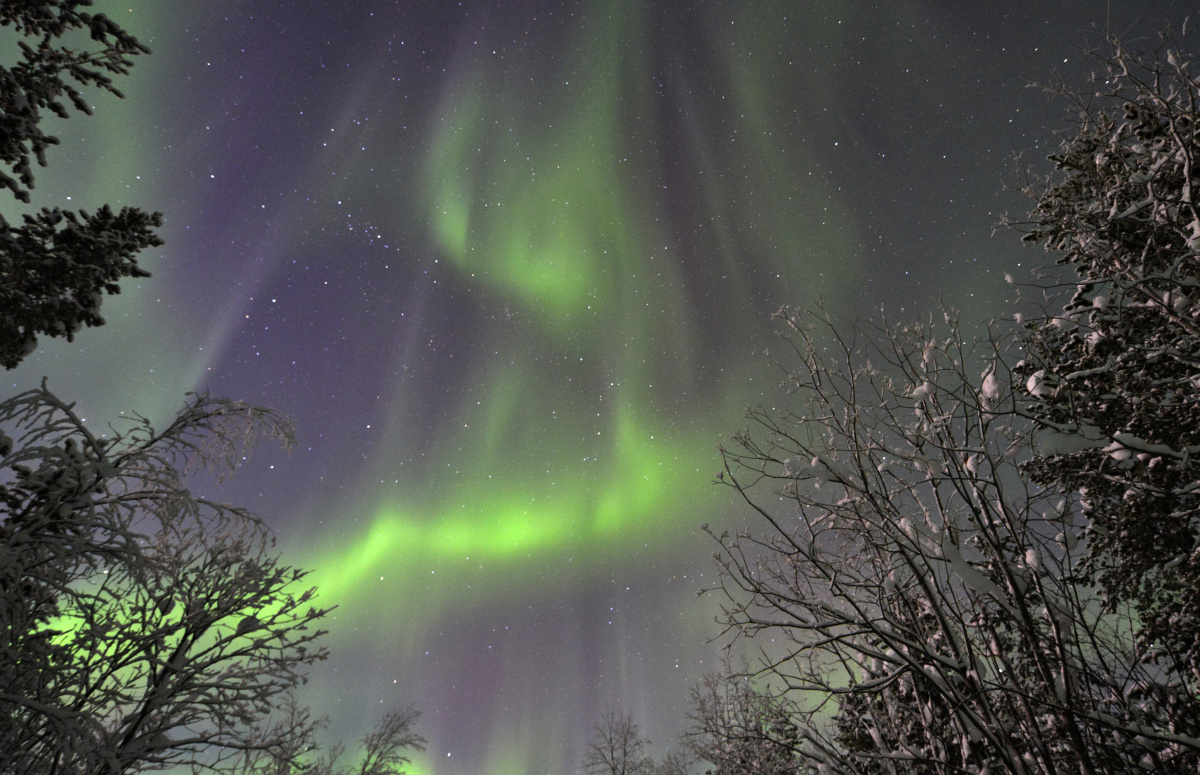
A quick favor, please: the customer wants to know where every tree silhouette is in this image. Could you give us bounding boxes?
[0,0,161,369]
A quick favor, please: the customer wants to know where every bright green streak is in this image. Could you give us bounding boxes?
[306,403,715,608]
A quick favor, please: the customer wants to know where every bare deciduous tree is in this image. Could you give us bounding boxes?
[683,673,801,775]
[231,700,426,775]
[708,308,1200,774]
[0,385,424,775]
[584,710,655,775]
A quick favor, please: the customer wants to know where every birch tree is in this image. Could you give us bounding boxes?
[683,672,802,775]
[0,385,425,775]
[0,386,317,773]
[709,309,1200,774]
[583,710,654,775]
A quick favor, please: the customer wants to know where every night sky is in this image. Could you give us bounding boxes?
[6,2,1194,774]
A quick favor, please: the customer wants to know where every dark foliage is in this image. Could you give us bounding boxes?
[0,205,161,368]
[0,0,161,368]
[0,0,149,202]
[1012,31,1200,680]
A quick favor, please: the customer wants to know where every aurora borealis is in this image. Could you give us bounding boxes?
[6,2,1193,773]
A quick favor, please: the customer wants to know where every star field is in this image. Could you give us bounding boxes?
[7,2,1193,774]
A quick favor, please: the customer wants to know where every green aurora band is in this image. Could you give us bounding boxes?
[305,0,864,619]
